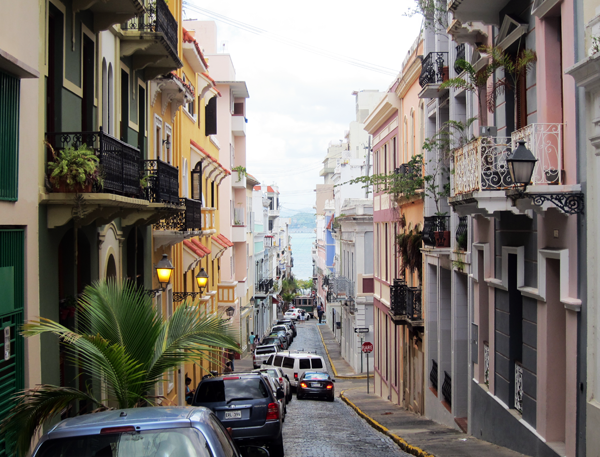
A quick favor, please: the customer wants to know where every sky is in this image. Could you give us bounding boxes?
[182,1,424,213]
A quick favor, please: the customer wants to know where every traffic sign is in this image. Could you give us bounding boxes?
[354,327,369,333]
[362,342,373,353]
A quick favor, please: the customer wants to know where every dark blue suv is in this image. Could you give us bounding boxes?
[193,372,285,456]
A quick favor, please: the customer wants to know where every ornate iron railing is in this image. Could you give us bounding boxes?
[46,129,143,198]
[452,137,513,195]
[456,216,468,250]
[390,278,407,317]
[122,0,178,57]
[442,371,452,406]
[406,286,422,322]
[143,159,179,204]
[256,279,273,293]
[483,341,490,386]
[430,359,438,390]
[419,52,448,87]
[423,217,436,246]
[511,123,563,185]
[515,361,523,413]
[454,43,465,75]
[154,198,199,231]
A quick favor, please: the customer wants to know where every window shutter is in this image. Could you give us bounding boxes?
[516,71,527,130]
[0,71,20,201]
[205,97,217,136]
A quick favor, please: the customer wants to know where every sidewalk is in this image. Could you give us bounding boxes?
[318,324,526,457]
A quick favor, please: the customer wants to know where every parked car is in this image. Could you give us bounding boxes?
[192,372,285,457]
[283,309,300,320]
[261,337,285,350]
[31,406,269,457]
[254,366,292,403]
[254,344,279,369]
[277,319,297,337]
[272,324,294,343]
[297,371,335,402]
[261,351,328,387]
[262,372,287,421]
[267,332,289,350]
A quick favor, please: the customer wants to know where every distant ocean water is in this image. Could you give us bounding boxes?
[290,232,315,281]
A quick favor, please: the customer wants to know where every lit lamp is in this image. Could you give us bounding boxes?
[147,254,174,297]
[506,140,537,189]
[196,268,209,293]
[225,306,235,318]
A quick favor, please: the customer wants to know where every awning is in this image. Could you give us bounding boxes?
[271,294,280,304]
[211,235,230,259]
[183,240,204,272]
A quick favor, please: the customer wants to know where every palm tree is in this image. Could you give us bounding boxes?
[2,279,240,456]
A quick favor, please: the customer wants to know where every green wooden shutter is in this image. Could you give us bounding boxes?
[0,71,20,201]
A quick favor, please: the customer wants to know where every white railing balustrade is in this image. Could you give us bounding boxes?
[511,123,562,185]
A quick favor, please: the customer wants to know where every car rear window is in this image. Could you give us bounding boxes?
[256,346,276,355]
[312,358,324,369]
[282,357,295,369]
[196,378,269,402]
[304,372,328,380]
[36,428,210,457]
[299,358,311,369]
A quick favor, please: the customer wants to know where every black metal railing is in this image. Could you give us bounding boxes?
[456,216,468,250]
[454,44,465,75]
[442,371,452,406]
[394,163,415,176]
[46,129,143,198]
[430,360,438,390]
[122,0,178,57]
[419,52,448,87]
[406,286,422,321]
[143,159,179,204]
[390,278,407,317]
[423,217,436,246]
[154,198,199,231]
[257,278,273,293]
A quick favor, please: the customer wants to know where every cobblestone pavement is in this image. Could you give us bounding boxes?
[281,320,410,457]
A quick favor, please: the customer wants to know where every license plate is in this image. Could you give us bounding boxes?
[225,410,242,419]
[311,382,322,387]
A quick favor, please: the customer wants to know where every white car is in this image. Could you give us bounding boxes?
[284,309,300,320]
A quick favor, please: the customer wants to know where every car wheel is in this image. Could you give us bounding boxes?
[328,395,335,402]
[269,435,285,457]
[297,393,303,400]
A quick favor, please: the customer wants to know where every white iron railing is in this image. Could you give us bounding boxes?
[511,123,562,185]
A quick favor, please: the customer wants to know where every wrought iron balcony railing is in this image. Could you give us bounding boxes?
[430,359,438,391]
[454,43,465,75]
[122,0,178,56]
[456,216,468,250]
[390,278,407,317]
[423,217,436,246]
[46,130,143,198]
[419,52,448,87]
[154,198,200,231]
[406,286,422,322]
[143,159,179,204]
[442,371,452,406]
[256,278,273,293]
[511,123,563,185]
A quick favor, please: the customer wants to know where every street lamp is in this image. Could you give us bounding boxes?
[147,254,174,297]
[225,306,235,318]
[506,140,537,189]
[173,267,210,303]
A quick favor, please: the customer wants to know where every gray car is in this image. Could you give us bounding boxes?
[31,406,269,457]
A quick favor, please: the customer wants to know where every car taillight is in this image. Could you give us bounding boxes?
[300,382,307,388]
[279,377,283,384]
[266,402,279,421]
[326,384,333,390]
[101,426,136,435]
[223,376,240,380]
[294,373,298,381]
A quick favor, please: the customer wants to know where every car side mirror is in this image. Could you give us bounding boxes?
[276,387,285,400]
[332,379,336,383]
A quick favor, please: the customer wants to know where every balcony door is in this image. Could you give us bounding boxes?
[81,34,94,132]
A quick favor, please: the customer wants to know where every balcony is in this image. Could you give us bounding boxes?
[447,0,511,26]
[42,130,180,228]
[268,208,280,218]
[152,198,202,250]
[430,360,438,391]
[73,0,144,31]
[232,225,246,243]
[418,52,449,99]
[456,216,468,250]
[202,207,216,232]
[454,44,465,75]
[442,371,452,406]
[232,171,246,189]
[120,0,182,81]
[143,159,179,204]
[389,278,407,323]
[451,124,574,215]
[232,115,247,137]
[422,215,450,248]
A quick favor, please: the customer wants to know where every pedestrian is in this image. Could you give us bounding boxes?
[228,349,235,371]
[255,335,261,346]
[185,375,195,405]
[317,304,324,324]
[249,332,256,351]
[223,361,233,373]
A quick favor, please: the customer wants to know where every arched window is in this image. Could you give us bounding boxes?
[191,161,202,202]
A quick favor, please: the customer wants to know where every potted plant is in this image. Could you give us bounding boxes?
[433,212,450,248]
[232,165,247,183]
[46,141,102,193]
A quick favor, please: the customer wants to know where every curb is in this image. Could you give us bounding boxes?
[317,325,369,380]
[340,390,435,457]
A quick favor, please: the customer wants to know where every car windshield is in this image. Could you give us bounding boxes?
[196,378,269,403]
[304,372,329,380]
[262,338,279,345]
[36,428,211,457]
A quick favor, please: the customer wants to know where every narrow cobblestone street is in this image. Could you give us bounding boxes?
[281,320,410,457]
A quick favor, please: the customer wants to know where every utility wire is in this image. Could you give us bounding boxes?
[182,1,399,76]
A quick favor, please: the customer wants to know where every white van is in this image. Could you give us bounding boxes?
[260,351,328,387]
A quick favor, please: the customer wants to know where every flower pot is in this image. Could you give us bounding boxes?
[434,231,450,248]
[51,177,93,193]
[545,169,560,185]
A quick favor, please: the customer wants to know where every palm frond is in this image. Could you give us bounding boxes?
[1,385,104,456]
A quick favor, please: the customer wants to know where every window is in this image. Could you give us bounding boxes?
[191,162,202,201]
[182,158,188,198]
[311,358,323,369]
[0,71,19,200]
[299,359,311,369]
[274,355,284,367]
[205,97,217,135]
[182,73,195,117]
[282,357,295,369]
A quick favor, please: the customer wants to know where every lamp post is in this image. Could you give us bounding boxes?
[173,267,210,303]
[225,306,235,319]
[506,140,537,189]
[147,254,174,297]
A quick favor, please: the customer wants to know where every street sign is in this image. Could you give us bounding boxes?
[354,327,369,333]
[362,342,373,353]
